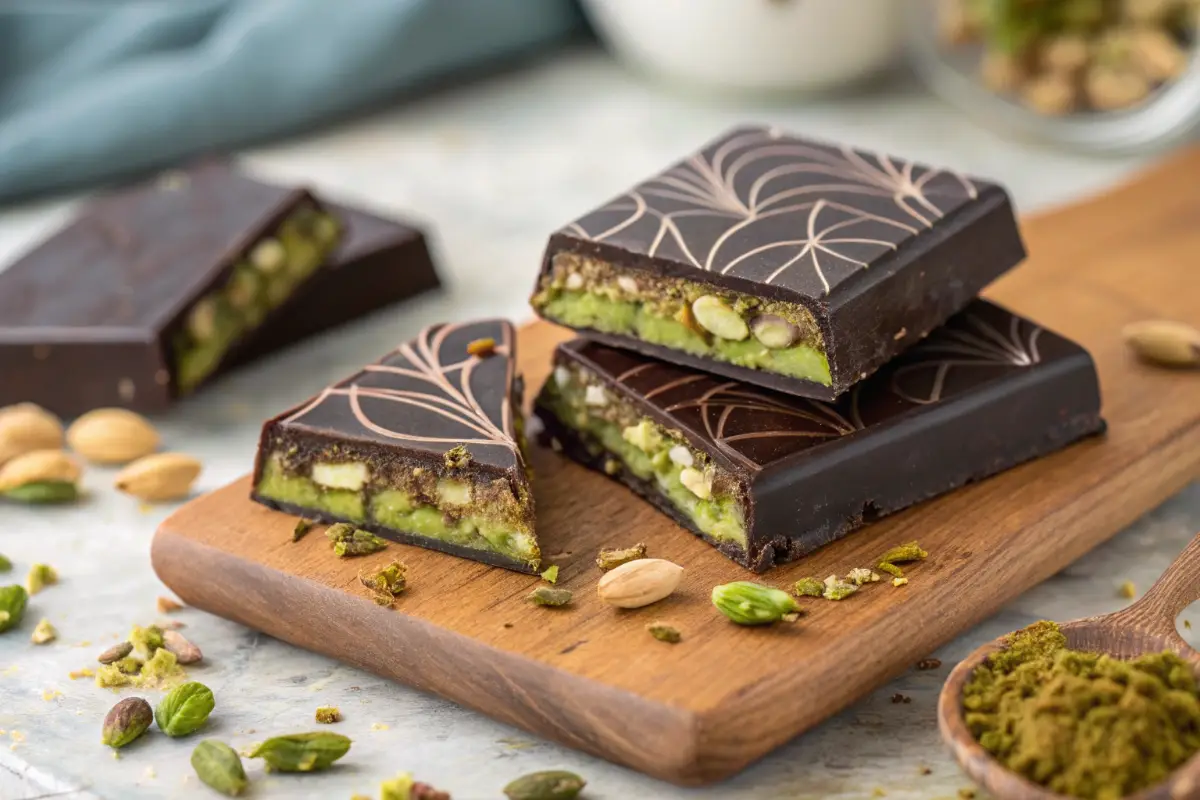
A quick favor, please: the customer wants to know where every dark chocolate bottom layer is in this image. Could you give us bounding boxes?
[251,492,538,574]
[537,406,1106,573]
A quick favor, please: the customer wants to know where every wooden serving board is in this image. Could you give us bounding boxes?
[152,150,1200,786]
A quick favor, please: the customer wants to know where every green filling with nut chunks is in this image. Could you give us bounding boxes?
[539,366,747,549]
[255,456,540,569]
[531,253,831,385]
[173,205,342,393]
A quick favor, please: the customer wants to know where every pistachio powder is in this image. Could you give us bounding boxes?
[963,621,1200,799]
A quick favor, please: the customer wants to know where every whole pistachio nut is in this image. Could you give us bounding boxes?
[750,314,801,349]
[1123,320,1200,367]
[191,739,248,797]
[691,295,750,341]
[249,238,287,273]
[712,581,799,626]
[597,558,684,609]
[248,731,352,772]
[186,297,219,341]
[155,681,215,737]
[0,449,81,493]
[0,403,64,465]
[98,640,134,664]
[113,452,202,502]
[162,629,203,665]
[503,770,586,800]
[0,585,28,633]
[102,696,153,748]
[66,408,160,465]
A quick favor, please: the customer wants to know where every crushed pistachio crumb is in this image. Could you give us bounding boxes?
[327,523,388,557]
[30,619,56,645]
[95,647,185,690]
[893,577,909,587]
[444,444,471,469]
[359,560,407,606]
[466,337,496,357]
[540,565,559,584]
[42,689,62,701]
[1186,619,1193,630]
[1118,580,1136,599]
[69,668,94,680]
[958,790,976,799]
[26,563,57,595]
[846,567,881,586]
[792,577,824,597]
[596,543,646,571]
[878,541,927,567]
[293,518,315,542]
[822,574,857,601]
[528,587,572,607]
[876,561,904,579]
[371,722,390,731]
[647,622,681,643]
[315,706,341,724]
[128,624,164,659]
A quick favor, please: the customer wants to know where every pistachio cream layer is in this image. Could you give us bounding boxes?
[173,204,342,393]
[255,445,540,570]
[538,360,748,550]
[532,252,831,385]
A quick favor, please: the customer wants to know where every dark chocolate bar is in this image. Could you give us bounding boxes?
[0,166,343,416]
[535,301,1103,572]
[224,197,441,371]
[530,125,1026,400]
[251,319,540,573]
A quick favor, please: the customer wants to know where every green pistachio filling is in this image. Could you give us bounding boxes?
[532,252,831,385]
[539,362,747,549]
[255,454,539,569]
[173,205,342,393]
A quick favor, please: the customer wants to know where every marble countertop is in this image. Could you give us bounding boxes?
[1,47,1196,800]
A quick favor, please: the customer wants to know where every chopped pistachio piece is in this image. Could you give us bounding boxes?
[1118,580,1136,599]
[359,560,407,606]
[876,561,904,579]
[315,706,341,724]
[528,587,572,607]
[26,563,57,595]
[443,444,471,470]
[792,577,824,598]
[327,524,388,558]
[293,518,315,542]
[647,622,681,643]
[822,575,858,601]
[30,618,56,644]
[3,480,79,504]
[846,567,881,586]
[540,565,559,584]
[878,541,928,566]
[892,577,909,587]
[596,543,647,571]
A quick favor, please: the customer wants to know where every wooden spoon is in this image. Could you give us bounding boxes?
[938,532,1200,800]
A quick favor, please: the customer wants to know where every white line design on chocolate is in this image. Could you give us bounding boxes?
[890,312,1043,405]
[663,382,861,470]
[562,127,978,294]
[283,321,521,459]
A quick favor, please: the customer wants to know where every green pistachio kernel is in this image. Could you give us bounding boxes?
[248,731,352,772]
[503,770,586,800]
[102,697,153,749]
[155,681,215,737]
[712,581,799,626]
[3,480,78,504]
[0,585,28,633]
[191,739,248,797]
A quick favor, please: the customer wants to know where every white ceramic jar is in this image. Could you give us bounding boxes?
[581,0,906,94]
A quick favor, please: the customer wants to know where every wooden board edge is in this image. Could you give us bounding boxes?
[149,521,717,785]
[694,415,1200,774]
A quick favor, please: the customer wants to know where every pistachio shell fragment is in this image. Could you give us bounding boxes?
[113,453,202,502]
[691,295,750,341]
[1123,320,1200,367]
[66,408,160,465]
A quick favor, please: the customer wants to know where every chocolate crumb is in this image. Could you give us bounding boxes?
[890,693,912,704]
[916,658,942,671]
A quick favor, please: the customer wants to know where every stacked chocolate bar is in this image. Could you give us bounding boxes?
[246,125,1104,575]
[529,126,1105,571]
[0,163,440,416]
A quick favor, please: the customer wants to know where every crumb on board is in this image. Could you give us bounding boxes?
[917,658,942,671]
[157,596,184,614]
[68,668,94,680]
[1118,580,1136,599]
[371,722,390,731]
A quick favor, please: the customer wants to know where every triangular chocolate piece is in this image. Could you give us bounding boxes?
[252,319,538,572]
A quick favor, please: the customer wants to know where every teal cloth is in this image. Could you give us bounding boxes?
[0,0,582,202]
